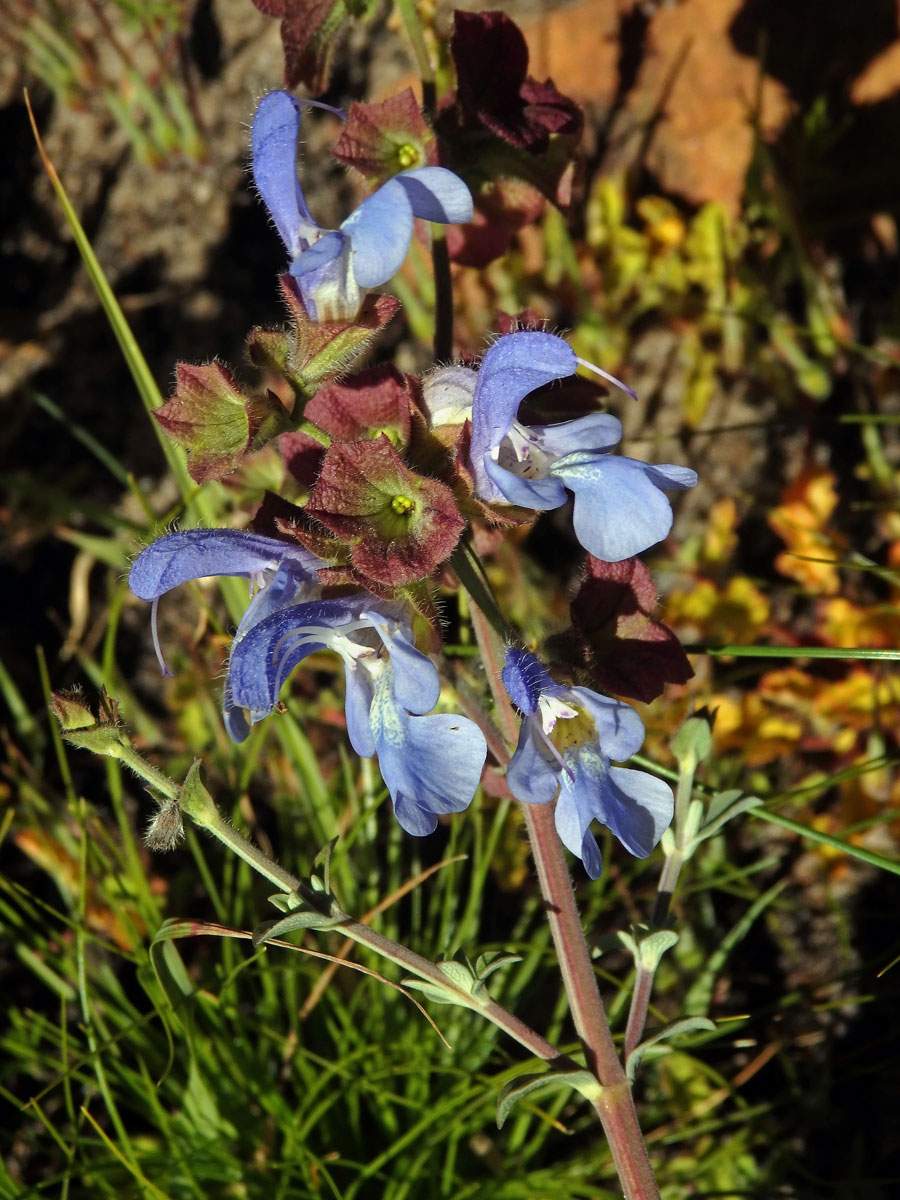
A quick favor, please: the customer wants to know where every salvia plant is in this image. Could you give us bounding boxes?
[44,8,776,1199]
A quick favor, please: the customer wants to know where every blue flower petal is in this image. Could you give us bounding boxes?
[506,719,560,805]
[555,750,674,878]
[482,455,568,509]
[570,687,645,762]
[364,612,440,715]
[529,412,622,457]
[342,665,377,759]
[340,179,415,288]
[291,231,346,278]
[552,749,608,878]
[602,767,674,858]
[392,167,473,224]
[251,91,320,258]
[470,333,578,484]
[370,683,487,835]
[552,453,695,561]
[128,530,320,601]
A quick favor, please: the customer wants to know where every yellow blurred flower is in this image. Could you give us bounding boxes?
[768,466,843,594]
[701,497,739,565]
[821,598,900,648]
[666,575,770,644]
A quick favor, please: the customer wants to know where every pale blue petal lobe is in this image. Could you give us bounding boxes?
[553,454,682,561]
[506,720,560,805]
[483,456,567,509]
[603,768,675,858]
[291,231,345,278]
[571,688,645,762]
[341,180,414,287]
[531,412,622,456]
[371,684,486,835]
[343,668,377,759]
[393,167,473,224]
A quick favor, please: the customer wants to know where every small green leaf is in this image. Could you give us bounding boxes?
[268,892,304,914]
[496,1069,601,1129]
[671,711,714,768]
[314,837,339,895]
[698,790,763,842]
[437,960,478,992]
[401,976,466,1006]
[618,927,679,972]
[253,903,346,947]
[625,1017,716,1081]
[474,951,523,980]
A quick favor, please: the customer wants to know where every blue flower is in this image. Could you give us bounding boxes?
[251,91,473,321]
[467,331,698,561]
[501,648,673,878]
[129,529,486,835]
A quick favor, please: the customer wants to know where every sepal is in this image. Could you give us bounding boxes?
[250,0,350,94]
[305,435,465,586]
[247,280,399,405]
[333,89,436,184]
[153,362,289,483]
[546,556,693,703]
[50,689,125,756]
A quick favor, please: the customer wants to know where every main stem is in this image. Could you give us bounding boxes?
[468,600,660,1200]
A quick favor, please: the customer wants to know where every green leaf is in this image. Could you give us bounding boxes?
[698,790,763,841]
[253,905,346,947]
[618,928,679,973]
[625,1017,716,1081]
[671,711,714,768]
[496,1069,601,1129]
[474,951,523,981]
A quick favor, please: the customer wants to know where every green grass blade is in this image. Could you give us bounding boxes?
[24,90,193,502]
[751,807,900,877]
[684,643,900,661]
